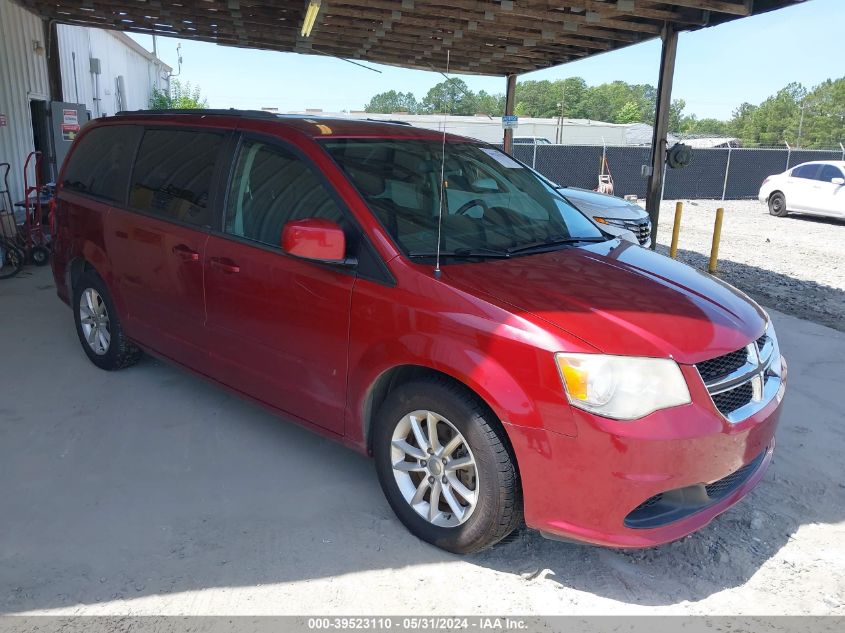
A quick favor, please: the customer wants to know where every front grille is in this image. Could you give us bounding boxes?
[696,348,748,383]
[705,455,762,499]
[621,218,650,245]
[756,333,768,351]
[625,448,767,529]
[633,493,664,511]
[711,382,754,416]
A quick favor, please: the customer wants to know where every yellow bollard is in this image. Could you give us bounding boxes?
[669,201,683,259]
[708,207,725,274]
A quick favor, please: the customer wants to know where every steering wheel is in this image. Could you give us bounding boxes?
[455,198,491,216]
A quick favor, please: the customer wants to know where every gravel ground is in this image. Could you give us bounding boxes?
[653,199,845,332]
[2,268,844,618]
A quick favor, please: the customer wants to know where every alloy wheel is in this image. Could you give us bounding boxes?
[390,409,479,527]
[79,288,111,355]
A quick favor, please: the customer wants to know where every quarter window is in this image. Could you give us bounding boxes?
[224,140,343,248]
[62,125,141,202]
[129,129,224,227]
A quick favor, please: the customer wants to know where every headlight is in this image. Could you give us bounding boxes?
[555,353,691,420]
[593,216,627,228]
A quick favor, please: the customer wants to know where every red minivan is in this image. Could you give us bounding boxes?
[51,110,787,553]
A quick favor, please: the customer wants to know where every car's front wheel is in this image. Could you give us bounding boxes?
[768,192,788,217]
[373,378,522,554]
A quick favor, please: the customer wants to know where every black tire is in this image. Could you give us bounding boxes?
[29,246,50,266]
[72,270,141,370]
[768,192,788,217]
[373,378,522,554]
[0,240,24,279]
[31,245,50,266]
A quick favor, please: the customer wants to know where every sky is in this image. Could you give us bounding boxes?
[129,0,844,121]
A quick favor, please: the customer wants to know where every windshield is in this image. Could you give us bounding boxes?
[322,139,603,258]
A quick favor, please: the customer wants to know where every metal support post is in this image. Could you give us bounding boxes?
[670,202,683,259]
[645,23,678,250]
[721,145,732,201]
[503,74,517,155]
[708,207,725,274]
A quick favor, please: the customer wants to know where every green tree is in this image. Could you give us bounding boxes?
[150,79,208,109]
[761,83,805,145]
[357,75,845,148]
[615,101,641,124]
[419,78,477,115]
[796,78,845,148]
[729,102,758,143]
[679,115,731,137]
[474,90,505,116]
[514,77,587,118]
[579,81,655,124]
[668,98,686,132]
[364,90,419,114]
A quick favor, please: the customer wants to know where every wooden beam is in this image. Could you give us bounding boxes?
[664,0,751,15]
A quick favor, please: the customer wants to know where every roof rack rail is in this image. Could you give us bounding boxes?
[114,108,278,118]
[364,118,411,126]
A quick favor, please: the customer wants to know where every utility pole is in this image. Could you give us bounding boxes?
[556,82,565,144]
[797,100,806,149]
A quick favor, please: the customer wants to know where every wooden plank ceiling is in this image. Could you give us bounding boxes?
[17,0,803,76]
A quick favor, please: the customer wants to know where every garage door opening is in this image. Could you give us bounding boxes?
[28,98,52,183]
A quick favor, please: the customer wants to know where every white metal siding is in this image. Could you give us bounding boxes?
[0,0,50,205]
[57,25,169,117]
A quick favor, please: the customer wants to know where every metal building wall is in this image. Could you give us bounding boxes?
[57,25,170,118]
[0,0,50,205]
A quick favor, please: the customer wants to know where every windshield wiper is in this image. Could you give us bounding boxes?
[506,235,606,255]
[408,247,510,260]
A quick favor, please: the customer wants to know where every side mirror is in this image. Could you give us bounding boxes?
[282,218,346,263]
[832,177,845,185]
[473,178,499,191]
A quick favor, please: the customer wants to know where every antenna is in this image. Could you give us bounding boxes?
[434,50,450,279]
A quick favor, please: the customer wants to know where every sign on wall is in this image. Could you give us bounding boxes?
[61,109,80,141]
[502,115,519,129]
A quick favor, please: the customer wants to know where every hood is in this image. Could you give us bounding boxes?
[559,187,648,221]
[441,240,766,364]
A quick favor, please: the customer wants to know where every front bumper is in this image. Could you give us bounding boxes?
[506,360,786,548]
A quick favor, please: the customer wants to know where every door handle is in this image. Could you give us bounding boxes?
[209,257,240,274]
[172,244,200,261]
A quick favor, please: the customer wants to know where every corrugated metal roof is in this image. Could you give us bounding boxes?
[13,0,807,77]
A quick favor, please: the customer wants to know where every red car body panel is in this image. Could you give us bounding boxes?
[203,232,354,434]
[51,113,786,548]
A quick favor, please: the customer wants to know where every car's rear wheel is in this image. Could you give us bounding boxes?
[373,378,522,554]
[768,192,788,217]
[73,270,141,370]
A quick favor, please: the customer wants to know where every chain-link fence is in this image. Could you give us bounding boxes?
[503,144,845,199]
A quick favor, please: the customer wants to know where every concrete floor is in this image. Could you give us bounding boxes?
[1,266,843,616]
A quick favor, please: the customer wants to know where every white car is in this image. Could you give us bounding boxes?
[759,160,845,219]
[557,187,652,247]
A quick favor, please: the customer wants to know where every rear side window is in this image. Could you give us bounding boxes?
[62,125,141,202]
[129,129,224,227]
[224,139,343,247]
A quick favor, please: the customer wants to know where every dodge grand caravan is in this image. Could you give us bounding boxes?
[51,110,787,554]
